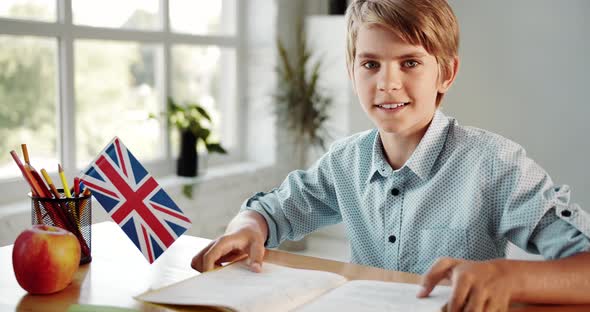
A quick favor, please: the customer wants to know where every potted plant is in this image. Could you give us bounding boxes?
[274,23,332,168]
[273,24,332,251]
[162,97,227,178]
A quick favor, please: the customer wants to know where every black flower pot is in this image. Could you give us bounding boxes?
[177,130,198,177]
[329,0,347,15]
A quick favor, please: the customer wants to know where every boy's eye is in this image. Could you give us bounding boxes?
[403,60,419,68]
[362,61,379,69]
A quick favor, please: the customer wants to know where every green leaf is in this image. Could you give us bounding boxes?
[206,143,227,154]
[195,106,212,121]
[182,184,193,199]
[168,96,181,112]
[194,128,210,141]
[277,39,294,82]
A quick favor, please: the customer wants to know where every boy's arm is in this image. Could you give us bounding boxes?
[241,147,343,248]
[193,140,347,273]
[418,251,590,312]
[508,251,590,303]
[489,139,590,258]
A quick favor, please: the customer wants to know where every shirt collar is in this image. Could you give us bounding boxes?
[368,109,451,183]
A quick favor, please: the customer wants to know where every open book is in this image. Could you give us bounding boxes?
[136,261,451,312]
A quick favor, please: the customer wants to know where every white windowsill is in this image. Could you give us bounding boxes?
[0,161,273,220]
[158,161,271,187]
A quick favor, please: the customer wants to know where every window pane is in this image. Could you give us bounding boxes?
[72,0,160,30]
[0,0,56,22]
[0,36,58,179]
[171,45,236,155]
[170,0,236,36]
[75,40,163,168]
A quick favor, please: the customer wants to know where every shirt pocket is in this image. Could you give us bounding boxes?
[414,228,469,273]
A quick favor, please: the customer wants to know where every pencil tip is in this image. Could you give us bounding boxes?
[58,164,63,172]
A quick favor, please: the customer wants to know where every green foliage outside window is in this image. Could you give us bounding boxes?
[0,36,57,166]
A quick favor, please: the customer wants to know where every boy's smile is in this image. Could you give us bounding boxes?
[351,24,455,138]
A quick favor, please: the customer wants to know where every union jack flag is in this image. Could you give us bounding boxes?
[80,137,191,263]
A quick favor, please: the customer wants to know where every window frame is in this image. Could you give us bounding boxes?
[0,0,247,205]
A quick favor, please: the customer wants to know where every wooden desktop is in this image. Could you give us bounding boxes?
[0,221,587,311]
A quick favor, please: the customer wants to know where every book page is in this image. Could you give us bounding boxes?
[136,261,347,312]
[294,280,451,312]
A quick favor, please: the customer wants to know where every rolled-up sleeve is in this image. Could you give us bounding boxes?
[492,139,590,258]
[240,147,342,248]
[529,186,590,259]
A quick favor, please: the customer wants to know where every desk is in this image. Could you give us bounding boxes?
[0,221,588,311]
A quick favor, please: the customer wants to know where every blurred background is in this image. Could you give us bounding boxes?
[0,0,588,262]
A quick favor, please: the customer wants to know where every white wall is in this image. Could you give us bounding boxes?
[445,0,590,210]
[305,16,373,160]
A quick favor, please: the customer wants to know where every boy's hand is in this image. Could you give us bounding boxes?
[191,211,268,273]
[190,227,266,273]
[417,257,516,312]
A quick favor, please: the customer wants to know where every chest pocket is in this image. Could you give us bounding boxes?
[414,228,469,274]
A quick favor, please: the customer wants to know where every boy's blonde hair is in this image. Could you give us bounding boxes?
[345,0,459,105]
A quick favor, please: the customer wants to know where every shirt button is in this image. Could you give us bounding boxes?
[561,210,572,217]
[391,188,400,196]
[388,235,396,243]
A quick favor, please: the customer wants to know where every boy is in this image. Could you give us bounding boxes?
[192,0,590,310]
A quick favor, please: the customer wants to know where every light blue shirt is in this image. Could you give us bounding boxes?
[242,110,590,274]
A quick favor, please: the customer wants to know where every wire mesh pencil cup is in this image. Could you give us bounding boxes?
[29,189,92,264]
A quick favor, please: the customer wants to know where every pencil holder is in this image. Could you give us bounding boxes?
[29,189,92,264]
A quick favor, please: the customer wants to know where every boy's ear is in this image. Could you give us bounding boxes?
[438,56,460,93]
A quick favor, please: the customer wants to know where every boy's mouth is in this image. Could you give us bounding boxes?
[375,102,409,110]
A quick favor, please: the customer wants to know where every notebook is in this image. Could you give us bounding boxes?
[136,261,450,312]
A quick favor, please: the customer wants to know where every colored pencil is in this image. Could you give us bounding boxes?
[19,145,53,200]
[39,168,73,229]
[12,150,59,224]
[40,169,77,227]
[40,169,61,199]
[82,187,91,196]
[58,164,72,198]
[21,144,30,164]
[12,149,44,224]
[74,177,80,197]
[11,151,45,197]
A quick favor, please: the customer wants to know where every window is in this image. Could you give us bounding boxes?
[0,0,244,204]
[169,0,236,36]
[0,0,56,22]
[0,35,59,177]
[170,45,237,156]
[74,40,163,166]
[72,0,160,30]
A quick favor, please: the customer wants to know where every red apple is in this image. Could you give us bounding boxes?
[12,224,81,294]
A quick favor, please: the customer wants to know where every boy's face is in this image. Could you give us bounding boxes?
[350,24,456,136]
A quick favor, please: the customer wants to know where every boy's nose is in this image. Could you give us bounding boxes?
[377,82,401,92]
[377,68,402,92]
